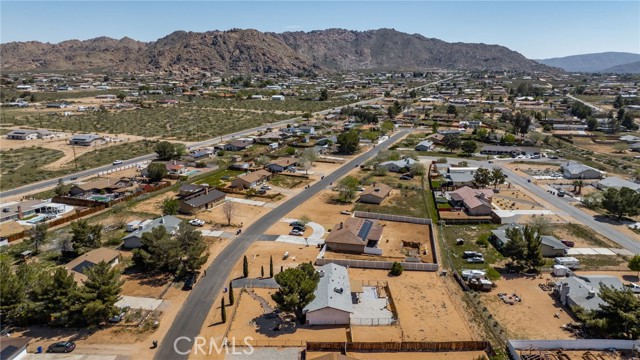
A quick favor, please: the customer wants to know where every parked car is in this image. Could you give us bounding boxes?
[47,341,76,353]
[189,219,205,227]
[112,160,123,165]
[462,251,483,259]
[109,310,127,323]
[182,272,198,290]
[289,221,305,227]
[340,210,352,215]
[557,190,565,197]
[401,173,414,179]
[289,229,303,236]
[399,175,412,180]
[466,257,485,264]
[257,189,267,195]
[70,176,77,180]
[260,185,272,190]
[627,283,640,293]
[561,240,575,247]
[292,225,306,232]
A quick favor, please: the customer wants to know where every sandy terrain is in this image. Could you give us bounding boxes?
[376,221,434,262]
[0,221,26,237]
[493,189,544,211]
[550,224,619,248]
[130,191,178,216]
[350,269,477,342]
[343,352,490,360]
[199,200,272,230]
[479,274,576,340]
[281,190,354,230]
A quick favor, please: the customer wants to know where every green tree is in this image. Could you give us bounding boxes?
[576,285,640,339]
[133,226,180,272]
[524,226,545,270]
[27,222,48,254]
[243,255,249,278]
[337,130,359,154]
[461,140,477,156]
[473,168,491,188]
[154,141,176,160]
[116,92,126,102]
[390,262,403,276]
[162,198,180,215]
[78,261,123,326]
[503,227,528,267]
[41,267,79,325]
[319,88,329,101]
[336,175,359,202]
[628,255,640,279]
[409,162,426,177]
[443,133,461,153]
[70,219,103,254]
[229,281,234,305]
[502,133,516,145]
[504,225,544,271]
[490,168,506,189]
[586,117,598,131]
[446,105,458,116]
[221,298,226,323]
[601,187,640,220]
[475,128,488,140]
[176,222,209,273]
[271,263,320,322]
[380,120,394,134]
[53,179,71,197]
[147,162,167,182]
[269,255,274,278]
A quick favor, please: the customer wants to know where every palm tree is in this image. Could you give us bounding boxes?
[572,180,584,194]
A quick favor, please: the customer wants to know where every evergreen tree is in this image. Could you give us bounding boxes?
[269,256,274,278]
[176,222,209,272]
[243,255,249,278]
[229,281,234,305]
[27,222,49,254]
[221,298,226,323]
[272,263,320,322]
[78,261,123,326]
[576,285,640,339]
[473,168,492,188]
[70,219,103,254]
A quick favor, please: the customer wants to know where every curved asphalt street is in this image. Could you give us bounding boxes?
[154,130,409,359]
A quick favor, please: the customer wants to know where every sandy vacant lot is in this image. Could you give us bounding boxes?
[130,191,178,216]
[377,221,434,262]
[284,190,354,230]
[350,269,477,342]
[479,274,575,340]
[493,189,544,211]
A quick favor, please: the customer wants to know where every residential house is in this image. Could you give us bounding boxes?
[298,126,315,135]
[178,184,208,198]
[303,263,353,325]
[447,186,494,216]
[561,162,603,179]
[6,129,38,140]
[443,171,476,187]
[122,215,181,249]
[596,177,640,192]
[231,169,272,189]
[0,199,66,223]
[167,163,188,176]
[480,145,540,156]
[68,178,130,197]
[427,133,446,145]
[377,158,417,173]
[620,135,640,143]
[556,274,624,312]
[179,188,226,215]
[490,224,569,257]
[69,134,106,146]
[224,139,253,152]
[324,218,383,254]
[414,140,434,151]
[256,131,283,144]
[359,183,392,204]
[0,337,32,360]
[631,142,640,152]
[266,157,298,173]
[271,95,285,101]
[64,247,120,283]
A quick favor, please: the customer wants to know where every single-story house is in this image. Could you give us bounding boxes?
[64,247,120,283]
[561,162,603,179]
[123,215,181,249]
[231,169,272,189]
[178,184,208,198]
[324,218,383,254]
[619,135,640,143]
[359,183,392,204]
[303,263,353,325]
[480,145,540,156]
[6,129,38,140]
[377,158,417,173]
[427,133,446,145]
[68,177,130,197]
[415,140,434,151]
[596,177,640,192]
[490,224,569,257]
[556,274,624,312]
[256,131,283,144]
[630,142,640,152]
[266,157,298,173]
[0,337,32,360]
[443,171,476,187]
[179,188,226,215]
[69,134,106,146]
[224,139,253,151]
[0,199,66,223]
[448,186,494,216]
[298,126,315,134]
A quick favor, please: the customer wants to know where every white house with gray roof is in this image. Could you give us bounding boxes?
[597,177,640,192]
[556,274,624,312]
[303,263,353,325]
[377,158,417,173]
[69,134,106,146]
[561,162,603,179]
[123,215,181,249]
[491,224,569,257]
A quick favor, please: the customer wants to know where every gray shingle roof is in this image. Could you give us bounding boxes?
[303,264,353,314]
[597,177,640,192]
[123,215,181,241]
[556,275,624,311]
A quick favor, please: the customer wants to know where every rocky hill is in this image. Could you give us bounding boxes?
[1,28,551,73]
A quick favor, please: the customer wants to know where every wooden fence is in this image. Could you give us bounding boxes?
[315,257,439,272]
[306,341,493,353]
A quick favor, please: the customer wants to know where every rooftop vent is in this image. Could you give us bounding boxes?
[334,287,343,294]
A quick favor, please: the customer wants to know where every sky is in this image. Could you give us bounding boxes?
[1,1,639,59]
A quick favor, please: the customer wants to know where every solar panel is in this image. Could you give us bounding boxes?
[357,220,373,241]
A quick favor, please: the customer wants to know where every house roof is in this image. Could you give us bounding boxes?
[492,224,568,251]
[597,177,640,191]
[64,247,120,283]
[325,218,383,246]
[179,184,206,194]
[0,337,32,360]
[541,235,569,250]
[379,158,416,169]
[415,140,434,149]
[557,275,624,311]
[449,186,494,210]
[228,139,253,148]
[123,215,181,241]
[70,134,103,142]
[183,189,226,208]
[303,263,353,314]
[268,157,298,168]
[236,169,271,184]
[562,162,601,176]
[74,177,119,191]
[360,183,392,200]
[446,171,475,184]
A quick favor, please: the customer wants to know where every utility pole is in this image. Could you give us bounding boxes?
[72,143,78,171]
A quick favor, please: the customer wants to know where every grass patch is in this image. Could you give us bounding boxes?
[195,169,243,187]
[0,147,66,190]
[270,174,306,189]
[557,223,614,248]
[354,187,427,218]
[440,224,504,272]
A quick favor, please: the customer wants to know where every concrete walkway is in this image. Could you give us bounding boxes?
[566,247,635,256]
[225,197,266,206]
[493,209,554,217]
[116,295,163,311]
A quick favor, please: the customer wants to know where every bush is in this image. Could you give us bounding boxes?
[217,150,225,157]
[389,262,403,276]
[195,161,207,168]
[475,233,490,247]
[486,268,502,281]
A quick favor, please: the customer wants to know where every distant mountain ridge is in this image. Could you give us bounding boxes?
[536,52,640,73]
[0,28,552,73]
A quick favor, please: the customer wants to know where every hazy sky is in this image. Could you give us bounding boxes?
[1,1,639,59]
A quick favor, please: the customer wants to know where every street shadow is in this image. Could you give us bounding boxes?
[251,313,298,337]
[622,274,639,282]
[593,214,623,225]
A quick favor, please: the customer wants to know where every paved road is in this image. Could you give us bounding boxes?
[154,130,409,359]
[566,94,603,113]
[450,157,640,254]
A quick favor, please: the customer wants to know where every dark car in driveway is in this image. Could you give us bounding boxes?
[182,272,198,291]
[47,341,76,353]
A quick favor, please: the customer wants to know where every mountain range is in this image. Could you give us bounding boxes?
[536,52,640,73]
[0,28,552,74]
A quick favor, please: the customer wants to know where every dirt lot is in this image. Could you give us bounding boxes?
[130,191,178,216]
[199,200,272,230]
[350,269,477,342]
[479,274,576,340]
[376,221,434,262]
[282,190,354,230]
[550,223,619,248]
[493,189,544,211]
[310,351,490,360]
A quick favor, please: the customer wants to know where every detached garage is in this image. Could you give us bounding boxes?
[303,264,353,325]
